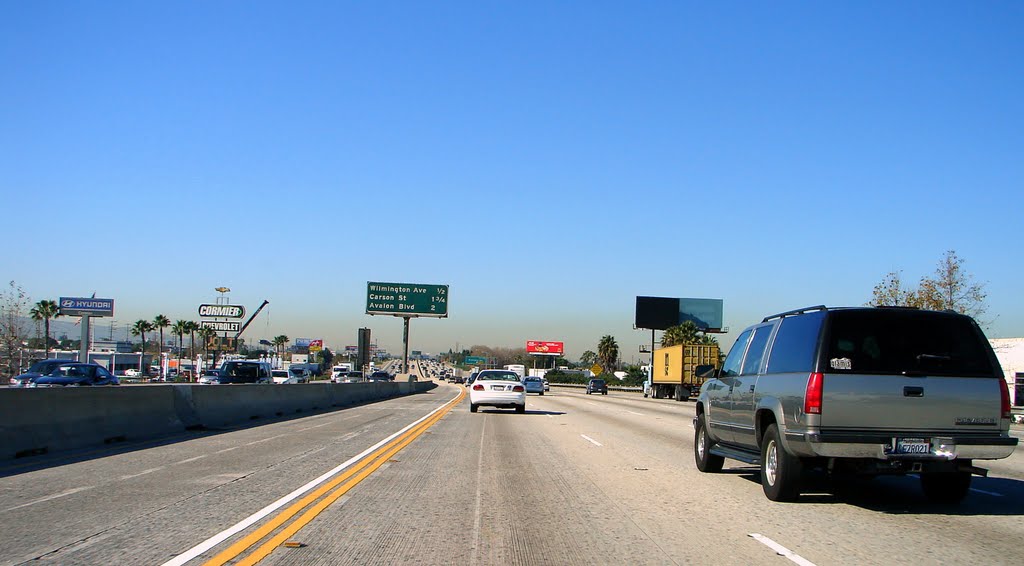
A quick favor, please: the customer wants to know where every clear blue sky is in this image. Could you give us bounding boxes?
[3,2,1022,361]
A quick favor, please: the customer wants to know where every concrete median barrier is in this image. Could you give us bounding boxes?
[0,380,437,461]
[0,386,184,459]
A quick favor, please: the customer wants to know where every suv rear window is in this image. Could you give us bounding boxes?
[822,309,996,377]
[765,311,825,374]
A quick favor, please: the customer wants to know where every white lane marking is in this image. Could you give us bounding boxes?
[243,434,287,446]
[970,488,1004,497]
[119,467,164,480]
[471,414,487,566]
[625,410,644,416]
[298,423,331,432]
[749,534,816,566]
[215,446,239,454]
[161,390,463,566]
[4,486,95,512]
[581,435,603,447]
[175,455,207,465]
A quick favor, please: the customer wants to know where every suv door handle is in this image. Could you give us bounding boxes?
[904,386,924,397]
[749,384,755,392]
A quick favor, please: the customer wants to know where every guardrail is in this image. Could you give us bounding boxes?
[0,381,436,461]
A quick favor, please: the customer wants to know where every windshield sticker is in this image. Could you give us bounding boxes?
[830,358,852,370]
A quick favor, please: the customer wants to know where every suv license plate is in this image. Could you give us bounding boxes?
[895,438,931,455]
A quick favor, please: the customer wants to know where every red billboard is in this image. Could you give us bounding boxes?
[526,340,564,356]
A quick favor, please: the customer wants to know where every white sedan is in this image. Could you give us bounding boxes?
[469,370,526,414]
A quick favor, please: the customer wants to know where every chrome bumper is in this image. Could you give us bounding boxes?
[794,432,1018,461]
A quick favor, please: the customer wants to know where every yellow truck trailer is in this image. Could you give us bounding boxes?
[646,343,720,401]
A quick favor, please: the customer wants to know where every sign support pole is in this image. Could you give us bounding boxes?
[79,314,90,363]
[402,316,411,376]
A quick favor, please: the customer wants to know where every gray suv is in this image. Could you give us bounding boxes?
[694,305,1016,503]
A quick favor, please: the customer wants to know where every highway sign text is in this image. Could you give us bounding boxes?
[366,282,449,317]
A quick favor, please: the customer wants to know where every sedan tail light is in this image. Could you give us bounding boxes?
[472,384,484,391]
[513,385,525,392]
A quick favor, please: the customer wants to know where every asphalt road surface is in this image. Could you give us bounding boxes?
[3,382,1024,565]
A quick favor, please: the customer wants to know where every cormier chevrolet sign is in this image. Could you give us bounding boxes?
[198,304,245,318]
[200,320,241,332]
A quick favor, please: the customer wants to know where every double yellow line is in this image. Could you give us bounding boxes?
[204,386,465,566]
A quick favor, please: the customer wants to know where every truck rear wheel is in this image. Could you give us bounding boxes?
[761,424,803,502]
[920,471,972,504]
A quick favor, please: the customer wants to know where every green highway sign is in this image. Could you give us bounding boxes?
[465,356,486,364]
[366,282,449,318]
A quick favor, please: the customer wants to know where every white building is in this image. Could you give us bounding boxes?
[991,338,1024,406]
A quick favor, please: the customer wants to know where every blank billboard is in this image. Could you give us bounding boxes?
[635,297,682,330]
[635,296,724,332]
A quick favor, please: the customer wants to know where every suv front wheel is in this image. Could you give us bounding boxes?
[761,424,803,502]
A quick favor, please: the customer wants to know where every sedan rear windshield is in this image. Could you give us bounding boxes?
[478,371,520,381]
[823,310,996,377]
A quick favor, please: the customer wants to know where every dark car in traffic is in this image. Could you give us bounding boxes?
[29,363,119,387]
[9,358,76,387]
[368,370,393,382]
[586,378,608,395]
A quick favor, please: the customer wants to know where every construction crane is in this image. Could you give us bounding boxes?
[234,300,269,346]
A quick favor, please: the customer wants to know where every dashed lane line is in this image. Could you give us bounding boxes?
[749,534,816,566]
[970,488,1004,497]
[3,486,95,513]
[119,467,164,480]
[581,435,603,447]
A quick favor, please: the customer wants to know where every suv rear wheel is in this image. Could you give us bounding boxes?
[694,414,724,473]
[920,471,972,504]
[761,424,803,502]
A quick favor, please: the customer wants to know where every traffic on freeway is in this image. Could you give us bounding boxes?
[2,376,1023,565]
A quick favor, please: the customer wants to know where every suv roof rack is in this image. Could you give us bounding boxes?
[762,305,828,323]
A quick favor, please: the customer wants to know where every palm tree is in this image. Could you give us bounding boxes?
[29,299,60,358]
[186,321,200,368]
[153,315,170,378]
[597,335,619,375]
[197,325,216,367]
[131,319,155,374]
[661,321,701,347]
[579,350,598,367]
[273,335,289,358]
[172,320,189,380]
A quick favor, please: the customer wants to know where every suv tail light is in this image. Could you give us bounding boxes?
[804,372,823,415]
[513,385,525,392]
[1000,378,1011,419]
[472,384,484,391]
